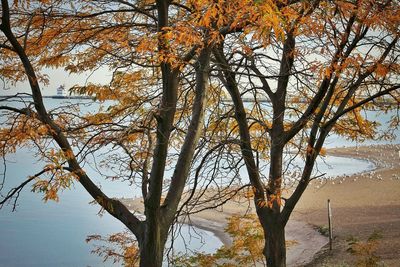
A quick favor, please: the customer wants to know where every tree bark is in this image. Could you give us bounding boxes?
[139,222,167,267]
[263,218,286,267]
[263,142,286,267]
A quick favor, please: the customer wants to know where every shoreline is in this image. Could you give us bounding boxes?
[296,144,400,266]
[120,198,234,247]
[121,143,400,266]
[1,94,94,100]
[328,144,396,172]
[183,216,232,247]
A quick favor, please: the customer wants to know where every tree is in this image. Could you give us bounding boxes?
[0,1,214,266]
[208,0,399,266]
[1,1,399,267]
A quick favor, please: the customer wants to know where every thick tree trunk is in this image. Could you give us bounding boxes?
[264,127,286,266]
[263,220,286,267]
[139,223,167,267]
[139,241,164,267]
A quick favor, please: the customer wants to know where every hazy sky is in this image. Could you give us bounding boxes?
[1,67,112,96]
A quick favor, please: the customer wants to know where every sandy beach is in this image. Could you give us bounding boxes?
[298,144,400,266]
[121,144,400,266]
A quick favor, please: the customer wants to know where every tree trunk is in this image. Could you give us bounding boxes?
[139,223,167,267]
[139,242,164,267]
[263,218,286,267]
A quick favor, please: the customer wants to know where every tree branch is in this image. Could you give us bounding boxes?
[213,43,265,203]
[1,0,143,238]
[162,47,211,223]
[323,85,400,129]
[0,168,48,210]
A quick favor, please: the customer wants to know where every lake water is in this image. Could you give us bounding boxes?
[0,147,223,267]
[0,98,398,266]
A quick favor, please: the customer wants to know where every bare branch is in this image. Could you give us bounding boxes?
[0,167,52,210]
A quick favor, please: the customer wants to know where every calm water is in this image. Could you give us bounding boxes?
[0,147,222,267]
[0,98,398,266]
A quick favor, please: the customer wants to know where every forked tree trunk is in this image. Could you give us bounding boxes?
[263,220,286,267]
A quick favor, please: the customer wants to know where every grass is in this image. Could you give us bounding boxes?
[315,224,330,237]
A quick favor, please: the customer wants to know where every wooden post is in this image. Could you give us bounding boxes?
[328,199,333,250]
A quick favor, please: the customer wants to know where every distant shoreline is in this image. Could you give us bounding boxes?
[2,95,395,105]
[1,95,94,100]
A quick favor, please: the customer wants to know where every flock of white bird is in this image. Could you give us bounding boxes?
[309,144,400,189]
